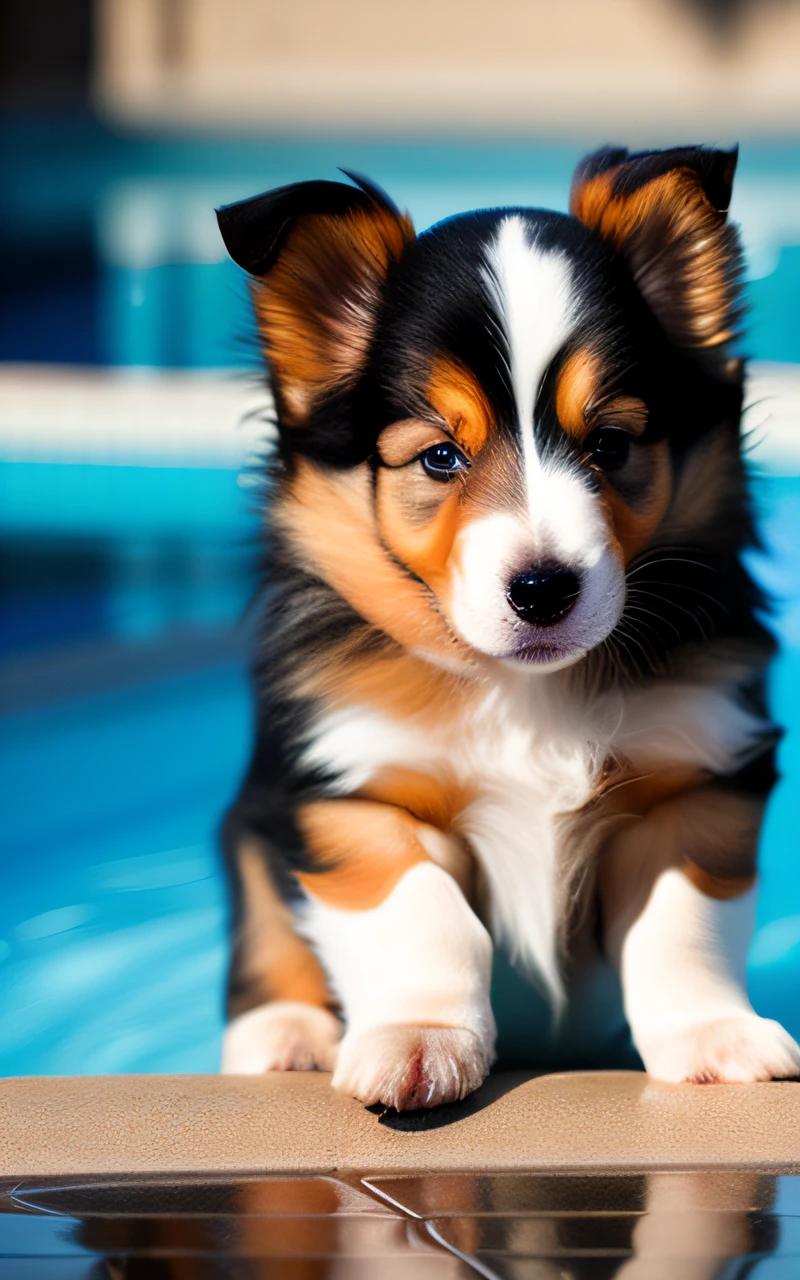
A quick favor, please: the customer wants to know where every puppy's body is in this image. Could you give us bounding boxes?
[218,148,800,1107]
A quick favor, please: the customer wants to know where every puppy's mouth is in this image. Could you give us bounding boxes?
[503,638,588,671]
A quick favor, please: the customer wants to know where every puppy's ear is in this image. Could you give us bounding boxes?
[570,145,742,362]
[217,173,414,421]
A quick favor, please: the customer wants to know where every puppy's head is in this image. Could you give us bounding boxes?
[218,148,744,672]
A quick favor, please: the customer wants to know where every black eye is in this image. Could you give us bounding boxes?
[420,442,469,480]
[586,427,631,471]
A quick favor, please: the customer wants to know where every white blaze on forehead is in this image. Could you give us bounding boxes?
[482,216,575,489]
[482,217,603,565]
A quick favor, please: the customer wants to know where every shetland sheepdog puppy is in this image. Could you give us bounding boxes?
[216,145,800,1109]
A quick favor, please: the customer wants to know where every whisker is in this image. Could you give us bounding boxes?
[611,619,660,672]
[623,602,684,642]
[626,556,718,579]
[626,588,717,632]
[628,582,727,611]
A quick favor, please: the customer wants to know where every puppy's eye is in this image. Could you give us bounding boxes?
[420,442,469,480]
[585,427,631,472]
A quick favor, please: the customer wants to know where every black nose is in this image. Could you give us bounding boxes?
[507,566,581,626]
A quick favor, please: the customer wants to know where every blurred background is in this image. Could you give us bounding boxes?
[1,0,800,1076]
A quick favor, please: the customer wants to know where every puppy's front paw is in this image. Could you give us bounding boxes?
[641,1014,800,1084]
[332,1024,492,1110]
[221,1000,341,1074]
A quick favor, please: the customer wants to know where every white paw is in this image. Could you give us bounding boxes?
[332,1024,492,1110]
[641,1014,800,1084]
[221,1000,341,1074]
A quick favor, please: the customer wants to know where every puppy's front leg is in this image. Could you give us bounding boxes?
[601,786,800,1083]
[297,799,496,1110]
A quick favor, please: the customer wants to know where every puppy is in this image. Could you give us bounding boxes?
[217,146,800,1109]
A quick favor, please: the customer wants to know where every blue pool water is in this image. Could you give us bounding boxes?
[1,463,799,1076]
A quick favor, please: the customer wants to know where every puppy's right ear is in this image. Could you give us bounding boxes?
[217,174,414,423]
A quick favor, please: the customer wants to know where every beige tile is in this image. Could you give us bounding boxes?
[2,1071,800,1177]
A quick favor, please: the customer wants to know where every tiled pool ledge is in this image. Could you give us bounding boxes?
[2,1072,800,1178]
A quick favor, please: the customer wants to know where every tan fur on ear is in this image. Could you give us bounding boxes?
[571,165,742,355]
[255,205,414,421]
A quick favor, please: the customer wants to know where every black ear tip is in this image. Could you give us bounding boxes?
[573,144,630,182]
[705,144,739,211]
[215,197,282,275]
[338,169,406,221]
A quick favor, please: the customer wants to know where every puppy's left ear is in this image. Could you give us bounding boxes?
[217,172,414,423]
[570,145,742,363]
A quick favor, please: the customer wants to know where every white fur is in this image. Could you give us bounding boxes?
[482,216,573,494]
[614,869,800,1083]
[481,217,599,563]
[302,673,772,1014]
[303,862,495,1040]
[301,704,441,796]
[448,512,532,657]
[449,512,625,664]
[221,1000,340,1074]
[615,680,769,775]
[302,861,496,1108]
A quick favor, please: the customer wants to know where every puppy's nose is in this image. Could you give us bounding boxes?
[507,566,580,626]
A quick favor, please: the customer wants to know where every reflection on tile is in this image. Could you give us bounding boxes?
[2,1177,389,1218]
[429,1214,636,1256]
[0,1214,415,1258]
[0,1263,467,1280]
[1,1172,798,1278]
[427,1211,800,1258]
[364,1171,783,1218]
[465,1263,644,1280]
[367,1172,800,1279]
[0,1175,468,1278]
[366,1174,649,1217]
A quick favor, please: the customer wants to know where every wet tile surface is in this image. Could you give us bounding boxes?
[5,1176,389,1218]
[1,1171,799,1277]
[366,1171,800,1277]
[0,1175,468,1277]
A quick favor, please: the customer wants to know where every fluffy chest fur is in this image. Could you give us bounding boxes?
[301,662,766,1006]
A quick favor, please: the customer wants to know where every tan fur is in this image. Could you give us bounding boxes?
[426,354,493,455]
[600,782,762,930]
[275,460,474,669]
[681,864,756,900]
[254,204,414,420]
[377,418,451,467]
[570,166,738,351]
[555,348,603,438]
[601,762,709,816]
[360,765,474,830]
[233,842,333,1014]
[556,348,649,442]
[377,467,462,582]
[375,426,526,608]
[296,799,437,909]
